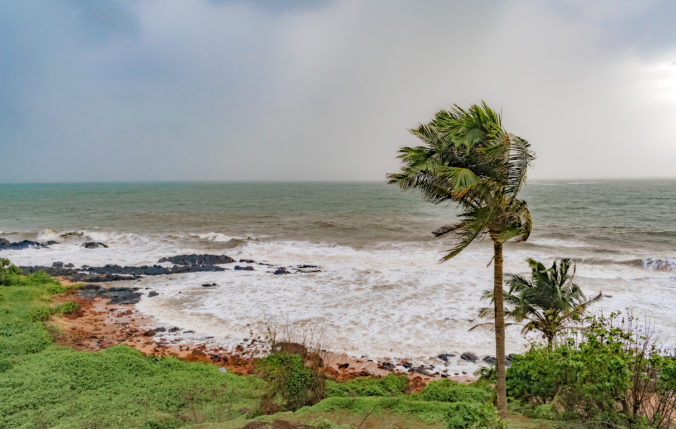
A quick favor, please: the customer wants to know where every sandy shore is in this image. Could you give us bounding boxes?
[51,280,475,387]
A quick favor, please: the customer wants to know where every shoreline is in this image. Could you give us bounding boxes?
[52,279,476,386]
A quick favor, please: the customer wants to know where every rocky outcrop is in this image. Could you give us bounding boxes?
[158,254,235,266]
[460,352,478,363]
[20,262,226,282]
[0,239,51,250]
[75,284,143,305]
[83,242,108,249]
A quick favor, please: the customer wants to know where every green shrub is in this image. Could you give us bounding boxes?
[507,313,676,427]
[55,300,79,315]
[28,306,53,322]
[0,258,21,286]
[420,380,491,403]
[309,396,502,429]
[326,374,408,397]
[258,352,325,411]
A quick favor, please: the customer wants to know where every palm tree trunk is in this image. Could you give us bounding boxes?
[493,240,508,419]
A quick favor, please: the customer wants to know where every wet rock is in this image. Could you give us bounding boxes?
[273,267,289,275]
[239,259,255,264]
[402,361,413,369]
[148,291,159,297]
[184,330,195,334]
[143,330,156,337]
[20,262,226,282]
[75,284,143,305]
[65,263,74,268]
[201,282,218,287]
[0,239,47,250]
[234,265,254,271]
[168,327,180,333]
[378,361,396,371]
[460,352,478,363]
[83,242,108,249]
[154,327,166,332]
[296,264,321,273]
[158,254,234,266]
[437,353,455,362]
[483,356,496,364]
[52,261,64,268]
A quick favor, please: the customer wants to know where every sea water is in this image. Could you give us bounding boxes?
[1,180,674,365]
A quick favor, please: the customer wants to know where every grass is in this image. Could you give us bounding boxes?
[0,267,584,428]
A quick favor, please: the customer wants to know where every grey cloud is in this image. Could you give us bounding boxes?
[0,0,674,183]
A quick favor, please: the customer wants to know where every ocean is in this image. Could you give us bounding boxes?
[1,180,674,369]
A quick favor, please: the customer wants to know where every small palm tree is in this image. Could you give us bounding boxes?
[476,258,603,349]
[388,101,534,418]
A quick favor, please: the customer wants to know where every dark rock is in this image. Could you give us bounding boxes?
[142,330,156,337]
[148,291,159,297]
[412,365,433,376]
[483,356,496,364]
[183,330,195,334]
[337,363,349,369]
[74,284,142,305]
[296,264,321,273]
[158,254,234,266]
[378,361,396,371]
[239,259,255,263]
[154,327,166,332]
[83,242,108,249]
[64,263,74,268]
[273,267,289,275]
[460,352,478,363]
[0,240,46,250]
[234,265,254,271]
[437,353,455,362]
[402,361,413,369]
[52,261,64,268]
[168,327,180,333]
[201,283,218,287]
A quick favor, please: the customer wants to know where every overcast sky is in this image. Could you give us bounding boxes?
[1,0,675,183]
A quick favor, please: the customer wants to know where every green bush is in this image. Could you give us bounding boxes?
[309,396,501,429]
[507,313,676,427]
[326,374,408,397]
[420,380,491,403]
[258,352,325,411]
[55,300,79,315]
[0,258,21,286]
[28,306,53,322]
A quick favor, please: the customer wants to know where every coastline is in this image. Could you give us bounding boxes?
[52,278,475,386]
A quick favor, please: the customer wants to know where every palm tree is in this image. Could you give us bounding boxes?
[476,258,603,349]
[387,102,534,418]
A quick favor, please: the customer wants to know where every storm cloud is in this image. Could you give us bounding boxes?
[1,0,675,182]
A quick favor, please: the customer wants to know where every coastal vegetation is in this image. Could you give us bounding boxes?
[388,101,535,417]
[1,258,674,427]
[475,258,604,348]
